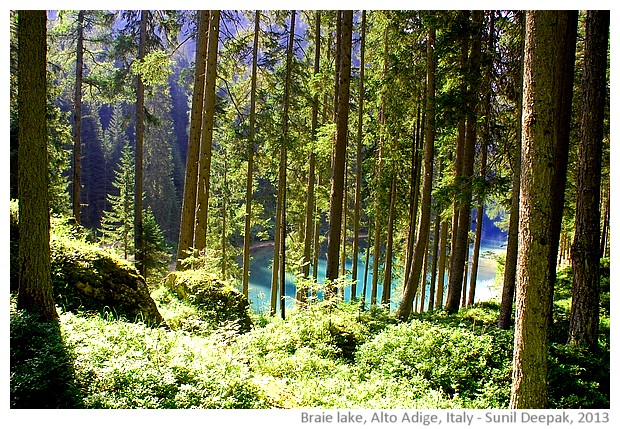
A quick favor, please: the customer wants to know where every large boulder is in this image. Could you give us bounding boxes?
[50,237,164,326]
[165,269,253,333]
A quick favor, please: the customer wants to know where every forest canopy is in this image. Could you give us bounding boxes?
[9,9,610,411]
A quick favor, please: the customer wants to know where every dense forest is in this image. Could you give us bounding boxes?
[10,10,610,412]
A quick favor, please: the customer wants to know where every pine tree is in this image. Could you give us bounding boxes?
[143,207,170,282]
[100,142,135,260]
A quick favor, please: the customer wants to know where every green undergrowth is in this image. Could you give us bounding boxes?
[10,255,610,408]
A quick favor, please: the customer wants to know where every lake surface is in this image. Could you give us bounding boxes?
[244,237,506,314]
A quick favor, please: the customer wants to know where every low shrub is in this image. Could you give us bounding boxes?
[548,343,610,408]
[355,319,513,408]
[164,270,253,334]
[60,311,270,408]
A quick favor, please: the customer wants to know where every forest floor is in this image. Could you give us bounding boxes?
[10,260,610,409]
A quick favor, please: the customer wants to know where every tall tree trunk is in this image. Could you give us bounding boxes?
[435,219,449,309]
[396,21,436,321]
[134,10,147,277]
[568,10,609,350]
[461,236,470,307]
[445,11,483,313]
[325,10,353,287]
[351,10,366,297]
[468,12,494,308]
[546,11,578,325]
[176,11,209,269]
[419,239,429,313]
[242,11,260,297]
[447,13,469,302]
[371,28,389,306]
[301,10,321,298]
[72,10,84,224]
[499,12,525,329]
[272,10,296,317]
[428,209,441,312]
[403,106,422,289]
[600,183,609,258]
[17,10,57,321]
[381,174,397,306]
[194,10,220,251]
[510,10,578,409]
[221,160,227,279]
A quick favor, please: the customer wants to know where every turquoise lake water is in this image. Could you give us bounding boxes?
[244,238,506,314]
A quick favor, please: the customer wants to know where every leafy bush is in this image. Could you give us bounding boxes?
[165,269,253,334]
[60,311,271,408]
[548,343,610,408]
[355,319,513,408]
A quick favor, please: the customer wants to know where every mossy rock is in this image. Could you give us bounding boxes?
[165,270,253,334]
[50,238,164,326]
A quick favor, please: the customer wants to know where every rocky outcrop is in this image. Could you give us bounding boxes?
[50,237,164,326]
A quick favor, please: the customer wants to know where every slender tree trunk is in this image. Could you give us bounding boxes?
[371,29,389,306]
[419,239,429,313]
[447,14,469,302]
[300,11,321,301]
[340,156,348,285]
[461,236,470,308]
[17,10,57,321]
[176,11,209,269]
[545,11,578,325]
[404,108,423,289]
[600,183,609,258]
[274,10,296,318]
[445,11,483,313]
[242,11,260,297]
[468,12,494,308]
[568,10,609,350]
[381,174,397,306]
[499,12,525,329]
[194,10,220,251]
[351,10,366,297]
[325,10,353,287]
[428,209,441,312]
[435,219,449,309]
[510,10,578,409]
[221,160,227,279]
[72,10,84,224]
[396,21,436,321]
[134,10,147,277]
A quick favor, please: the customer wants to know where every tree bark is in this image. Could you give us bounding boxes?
[446,11,483,313]
[510,10,577,409]
[17,10,57,321]
[381,174,397,306]
[194,10,220,251]
[428,209,441,312]
[242,11,260,297]
[396,21,436,321]
[301,10,320,293]
[351,10,366,297]
[325,10,353,286]
[176,11,209,269]
[545,11,578,325]
[72,10,84,224]
[568,10,609,350]
[435,219,449,309]
[499,12,525,329]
